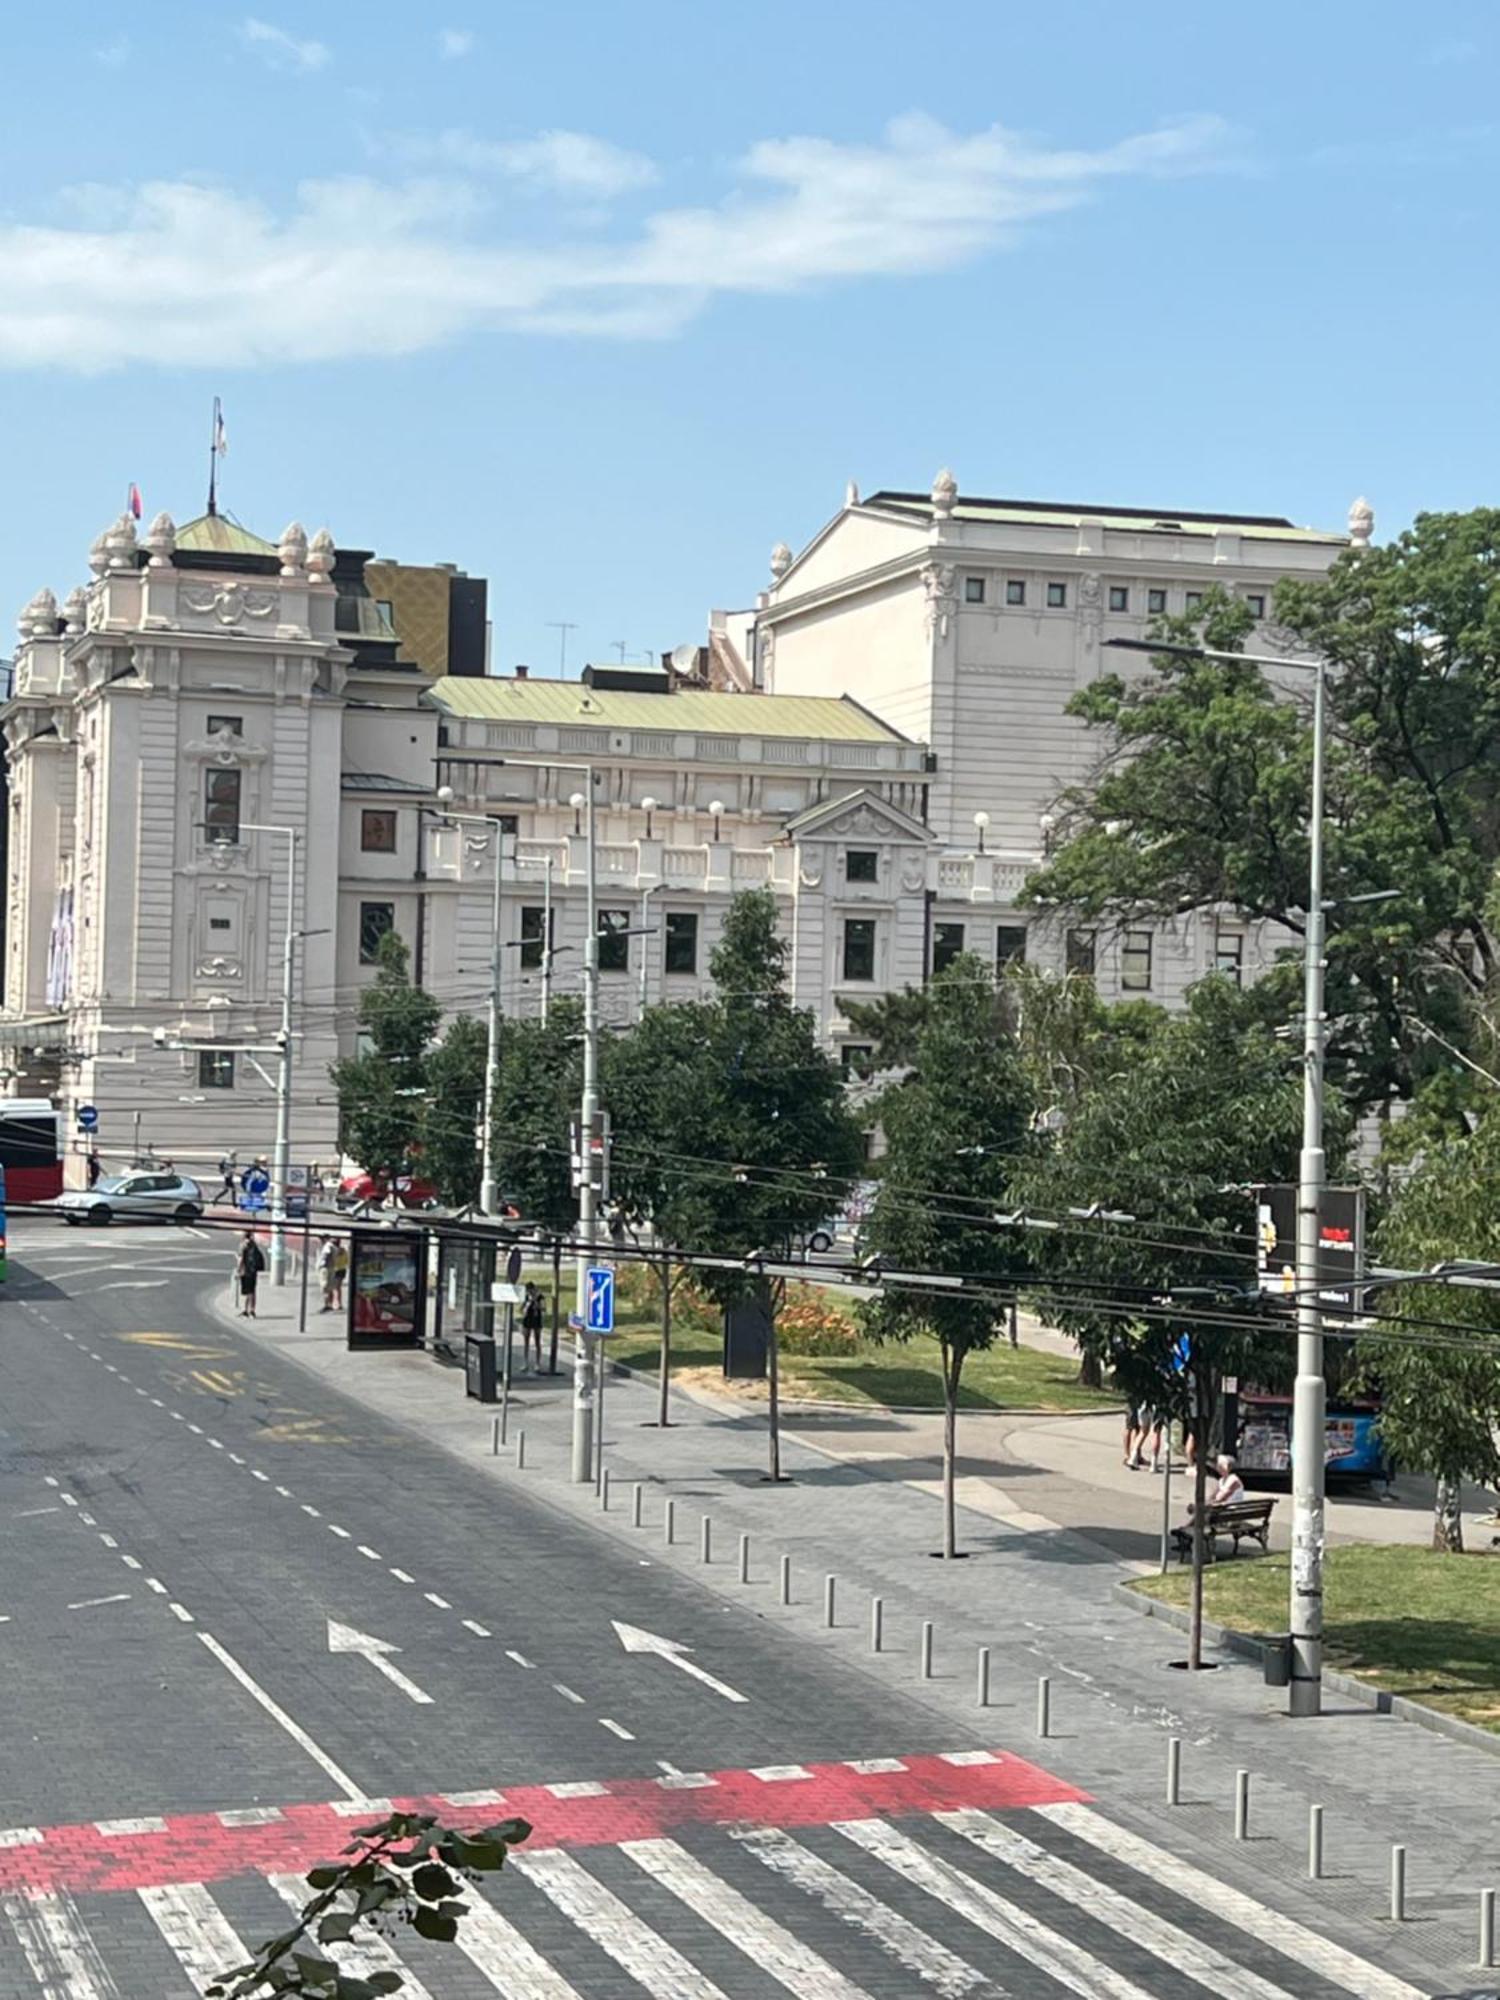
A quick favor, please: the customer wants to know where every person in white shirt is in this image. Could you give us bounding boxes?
[1212,1454,1246,1505]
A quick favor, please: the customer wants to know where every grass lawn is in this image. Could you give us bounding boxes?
[1133,1545,1500,1734]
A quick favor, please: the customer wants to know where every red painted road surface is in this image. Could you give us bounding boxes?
[0,1750,1088,1895]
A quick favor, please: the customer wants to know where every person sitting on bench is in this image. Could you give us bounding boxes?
[1188,1453,1245,1516]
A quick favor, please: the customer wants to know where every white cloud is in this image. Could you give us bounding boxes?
[438,28,475,59]
[396,127,659,197]
[0,113,1232,371]
[94,36,130,67]
[238,17,330,73]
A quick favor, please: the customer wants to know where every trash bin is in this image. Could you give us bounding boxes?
[1262,1634,1291,1687]
[465,1335,498,1403]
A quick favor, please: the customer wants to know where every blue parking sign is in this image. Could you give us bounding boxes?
[585,1266,614,1334]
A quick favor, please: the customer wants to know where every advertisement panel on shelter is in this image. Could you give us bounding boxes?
[347,1228,426,1349]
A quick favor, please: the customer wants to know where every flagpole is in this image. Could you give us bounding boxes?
[208,396,220,517]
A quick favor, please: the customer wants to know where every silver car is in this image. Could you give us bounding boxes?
[53,1172,204,1226]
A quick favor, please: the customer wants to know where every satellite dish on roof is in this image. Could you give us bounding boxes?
[669,643,699,673]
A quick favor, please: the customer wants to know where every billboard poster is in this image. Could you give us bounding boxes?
[1254,1184,1365,1316]
[347,1228,426,1349]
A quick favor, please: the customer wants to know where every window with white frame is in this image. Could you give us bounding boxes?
[1215,927,1245,985]
[1121,928,1154,991]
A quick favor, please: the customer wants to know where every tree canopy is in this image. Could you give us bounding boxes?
[330,931,440,1188]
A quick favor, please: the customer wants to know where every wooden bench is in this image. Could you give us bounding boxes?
[1171,1497,1276,1562]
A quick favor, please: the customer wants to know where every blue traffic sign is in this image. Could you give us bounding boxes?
[77,1105,99,1132]
[585,1265,615,1334]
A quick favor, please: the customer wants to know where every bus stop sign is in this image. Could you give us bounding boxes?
[77,1105,99,1132]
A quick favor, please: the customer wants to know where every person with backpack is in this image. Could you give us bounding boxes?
[521,1282,545,1373]
[235,1231,266,1318]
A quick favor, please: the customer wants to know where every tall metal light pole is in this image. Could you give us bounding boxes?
[433,793,509,1216]
[572,779,601,1484]
[1106,636,1329,1714]
[242,822,298,1287]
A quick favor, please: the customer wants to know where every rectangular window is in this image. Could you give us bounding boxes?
[846,849,878,883]
[1108,586,1129,613]
[358,901,395,965]
[932,921,965,974]
[206,714,242,737]
[1215,927,1245,986]
[1246,593,1266,619]
[996,924,1028,969]
[664,911,698,975]
[964,576,986,604]
[361,809,397,853]
[1066,928,1096,979]
[203,766,241,845]
[842,917,876,983]
[1005,580,1026,606]
[520,904,547,970]
[598,908,631,973]
[1121,928,1154,991]
[1046,582,1068,609]
[840,1043,874,1079]
[1185,590,1204,610]
[1147,587,1167,615]
[198,1050,235,1090]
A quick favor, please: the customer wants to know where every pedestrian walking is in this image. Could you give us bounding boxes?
[85,1147,102,1188]
[521,1281,545,1372]
[213,1152,238,1204]
[316,1234,337,1312]
[329,1237,348,1311]
[235,1231,266,1318]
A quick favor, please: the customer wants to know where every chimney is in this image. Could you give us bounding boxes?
[514,663,529,679]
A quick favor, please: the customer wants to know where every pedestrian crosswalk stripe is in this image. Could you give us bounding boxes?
[513,1844,730,1999]
[623,1836,876,2000]
[836,1816,1158,2000]
[451,1879,586,1997]
[269,1871,439,2000]
[139,1881,249,1994]
[730,1824,992,1999]
[1036,1802,1429,2000]
[937,1809,1301,2000]
[3,1890,118,2000]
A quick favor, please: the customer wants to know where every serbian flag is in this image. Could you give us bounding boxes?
[127,482,142,520]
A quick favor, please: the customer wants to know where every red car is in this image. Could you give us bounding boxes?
[337,1170,439,1211]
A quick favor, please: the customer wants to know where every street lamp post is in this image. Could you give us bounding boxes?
[241,823,299,1287]
[1105,636,1329,1715]
[433,793,509,1216]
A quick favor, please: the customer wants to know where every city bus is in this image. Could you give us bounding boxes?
[0,1099,62,1205]
[0,1161,9,1281]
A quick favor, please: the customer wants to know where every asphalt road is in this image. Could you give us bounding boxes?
[0,1217,1437,2000]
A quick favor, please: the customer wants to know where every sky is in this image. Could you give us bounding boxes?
[1,1,1496,673]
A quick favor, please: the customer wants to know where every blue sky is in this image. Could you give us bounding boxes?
[2,1,1495,672]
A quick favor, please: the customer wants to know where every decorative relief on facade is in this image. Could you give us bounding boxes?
[899,852,926,893]
[798,848,825,889]
[181,582,278,627]
[921,562,959,638]
[1078,571,1102,650]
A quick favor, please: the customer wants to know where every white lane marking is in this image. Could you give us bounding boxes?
[327,1617,433,1705]
[443,1789,506,1807]
[330,1797,394,1817]
[943,1809,1302,2000]
[301,1503,320,1517]
[274,1485,292,1498]
[197,1630,365,1800]
[844,1758,906,1775]
[940,1751,999,1767]
[68,1595,131,1611]
[207,1439,224,1451]
[60,1494,79,1508]
[328,1524,351,1538]
[424,1591,451,1608]
[462,1618,491,1637]
[0,1830,43,1849]
[250,1469,269,1482]
[268,1874,438,1999]
[553,1683,584,1704]
[169,1603,195,1624]
[547,1782,607,1800]
[1037,1802,1430,2000]
[186,1423,203,1435]
[97,1534,117,1549]
[227,1453,245,1465]
[43,1476,59,1488]
[599,1718,635,1740]
[140,1881,252,1993]
[95,1817,168,1837]
[750,1765,812,1782]
[17,1507,61,1517]
[732,1825,990,2000]
[611,1620,747,1703]
[623,1838,874,2000]
[91,1280,168,1291]
[120,1555,142,1571]
[79,1514,96,1527]
[837,1817,1155,2000]
[217,1806,284,1827]
[390,1568,414,1583]
[144,1578,167,1595]
[514,1845,729,1998]
[506,1649,535,1669]
[357,1545,382,1561]
[450,1879,585,1998]
[2,1887,120,1998]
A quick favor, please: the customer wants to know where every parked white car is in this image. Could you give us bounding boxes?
[52,1172,205,1226]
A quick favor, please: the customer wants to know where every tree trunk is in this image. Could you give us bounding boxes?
[1008,1301,1019,1350]
[941,1344,964,1558]
[548,1238,562,1375]
[1078,1346,1104,1389]
[767,1312,781,1482]
[1432,1475,1464,1552]
[1189,1385,1209,1670]
[656,1256,673,1428]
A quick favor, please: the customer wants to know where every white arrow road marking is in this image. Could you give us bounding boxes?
[327,1617,434,1704]
[611,1620,748,1703]
[90,1280,170,1291]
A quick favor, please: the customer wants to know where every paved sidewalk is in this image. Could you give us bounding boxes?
[214,1275,1498,1993]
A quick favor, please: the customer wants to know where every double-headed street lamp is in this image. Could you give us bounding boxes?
[433,791,511,1219]
[1105,635,1330,1717]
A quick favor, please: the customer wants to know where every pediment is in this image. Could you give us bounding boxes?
[782,787,933,845]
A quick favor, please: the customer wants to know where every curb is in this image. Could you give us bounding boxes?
[1113,1579,1500,1760]
[608,1353,1122,1421]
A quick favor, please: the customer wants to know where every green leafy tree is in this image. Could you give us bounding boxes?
[858,954,1035,1557]
[1365,1108,1500,1550]
[491,998,586,1353]
[330,933,440,1191]
[421,1014,488,1209]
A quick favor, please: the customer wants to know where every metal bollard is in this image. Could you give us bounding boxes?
[1166,1737,1181,1807]
[738,1533,750,1584]
[779,1553,791,1605]
[491,1416,500,1455]
[631,1482,643,1529]
[870,1596,883,1653]
[1480,1887,1496,1969]
[1036,1676,1050,1738]
[824,1574,836,1627]
[1391,1846,1406,1923]
[663,1497,675,1546]
[1234,1771,1250,1842]
[700,1516,712,1565]
[1308,1804,1324,1880]
[977,1646,990,1708]
[600,1468,611,1512]
[920,1621,934,1680]
[516,1429,526,1469]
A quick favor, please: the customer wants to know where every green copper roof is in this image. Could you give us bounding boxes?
[864,490,1343,544]
[174,514,279,556]
[428,676,901,742]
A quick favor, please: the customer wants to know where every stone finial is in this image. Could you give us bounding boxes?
[306,526,335,584]
[769,541,793,581]
[61,586,87,634]
[278,520,308,577]
[18,587,57,638]
[931,467,958,519]
[844,479,861,507]
[143,510,177,567]
[105,511,138,570]
[1347,496,1374,549]
[87,530,109,578]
